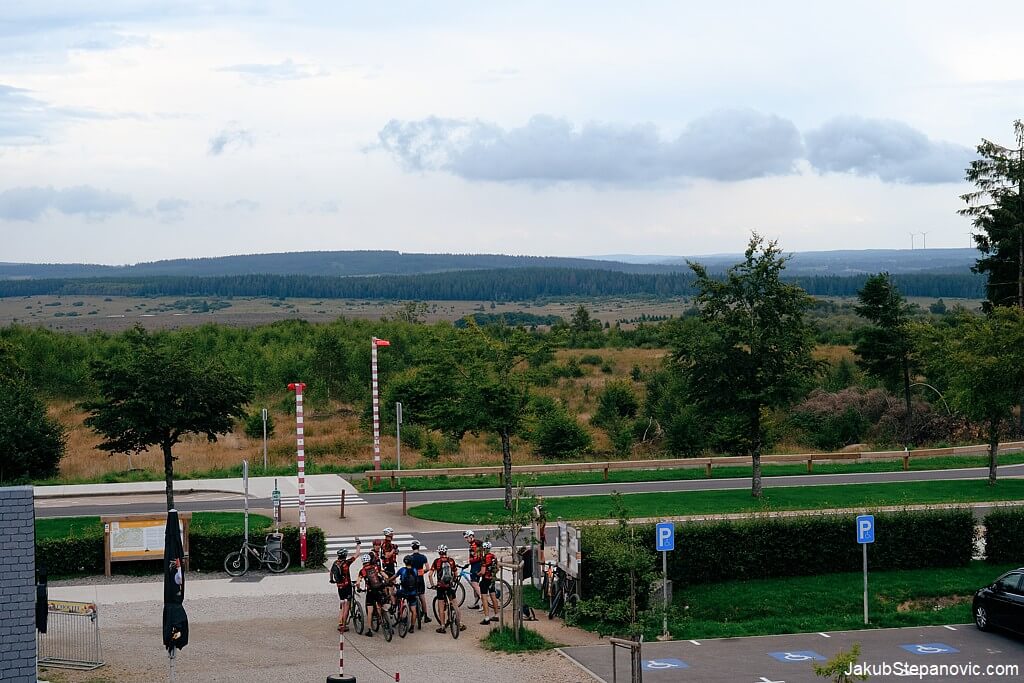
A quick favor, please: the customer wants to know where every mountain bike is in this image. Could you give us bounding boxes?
[394,595,420,638]
[224,533,290,576]
[346,590,365,635]
[367,593,394,642]
[455,564,512,610]
[432,586,462,640]
[547,566,578,619]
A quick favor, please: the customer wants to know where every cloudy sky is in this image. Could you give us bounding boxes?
[1,1,1022,264]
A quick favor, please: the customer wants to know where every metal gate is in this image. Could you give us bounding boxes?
[37,600,104,670]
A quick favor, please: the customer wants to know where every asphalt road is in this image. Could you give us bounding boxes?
[33,462,1024,518]
[561,624,1024,682]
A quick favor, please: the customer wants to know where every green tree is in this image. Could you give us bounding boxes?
[0,357,66,482]
[670,234,821,497]
[961,120,1024,310]
[395,324,540,509]
[83,327,252,509]
[853,273,914,445]
[917,307,1024,485]
[529,397,592,459]
[569,305,601,334]
[591,380,639,429]
[243,410,275,440]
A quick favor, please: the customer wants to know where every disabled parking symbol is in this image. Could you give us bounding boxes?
[900,643,959,655]
[642,658,688,671]
[769,651,826,662]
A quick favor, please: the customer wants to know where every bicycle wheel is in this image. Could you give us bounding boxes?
[549,590,563,619]
[381,605,394,642]
[455,581,466,607]
[448,601,460,639]
[266,549,290,573]
[224,550,248,576]
[497,579,513,608]
[432,596,443,623]
[397,606,409,638]
[350,601,364,635]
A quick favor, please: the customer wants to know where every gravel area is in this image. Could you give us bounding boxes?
[40,592,595,683]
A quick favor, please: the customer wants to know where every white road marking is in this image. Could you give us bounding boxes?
[818,632,831,638]
[943,625,957,631]
[689,640,700,645]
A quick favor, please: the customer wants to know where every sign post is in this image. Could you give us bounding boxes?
[242,460,249,541]
[271,479,281,532]
[287,382,308,567]
[856,514,875,625]
[261,408,268,470]
[655,522,675,640]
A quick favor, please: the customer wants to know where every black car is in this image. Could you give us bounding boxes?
[973,568,1024,634]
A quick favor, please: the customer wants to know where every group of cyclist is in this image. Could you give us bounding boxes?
[329,528,501,637]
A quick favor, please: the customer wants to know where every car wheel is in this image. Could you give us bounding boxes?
[974,603,990,631]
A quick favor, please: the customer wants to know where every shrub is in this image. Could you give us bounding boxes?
[591,380,639,429]
[421,433,440,460]
[579,354,603,366]
[0,379,66,483]
[243,410,275,440]
[578,521,657,628]
[984,507,1024,564]
[530,399,592,459]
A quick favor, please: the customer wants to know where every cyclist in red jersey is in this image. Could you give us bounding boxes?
[329,548,357,632]
[428,545,465,633]
[478,541,500,624]
[358,553,387,638]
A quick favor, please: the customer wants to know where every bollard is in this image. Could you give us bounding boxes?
[807,459,813,474]
[340,490,346,519]
[704,462,712,478]
[603,466,609,481]
[903,454,910,471]
[402,487,407,516]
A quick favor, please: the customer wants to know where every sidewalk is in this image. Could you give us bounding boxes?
[34,473,360,500]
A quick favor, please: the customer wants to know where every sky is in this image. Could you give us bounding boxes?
[1,1,1022,264]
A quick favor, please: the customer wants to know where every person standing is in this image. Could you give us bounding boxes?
[464,530,483,610]
[329,549,356,632]
[533,497,547,551]
[428,545,465,633]
[408,540,431,623]
[478,541,500,625]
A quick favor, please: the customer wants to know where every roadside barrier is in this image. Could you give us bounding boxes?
[36,600,104,671]
[364,440,1024,489]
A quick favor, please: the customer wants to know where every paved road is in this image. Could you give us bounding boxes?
[365,462,1024,504]
[33,462,1024,518]
[561,625,1024,682]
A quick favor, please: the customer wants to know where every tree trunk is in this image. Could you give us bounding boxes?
[988,420,1000,486]
[751,411,763,498]
[501,430,513,510]
[162,442,175,510]
[902,352,913,448]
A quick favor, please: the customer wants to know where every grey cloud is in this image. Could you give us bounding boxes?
[217,59,325,84]
[0,185,134,221]
[1,83,124,144]
[804,116,972,184]
[154,197,188,222]
[208,124,253,155]
[225,198,260,211]
[376,110,803,185]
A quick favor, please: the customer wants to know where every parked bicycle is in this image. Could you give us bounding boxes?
[455,563,512,610]
[545,565,578,619]
[224,533,290,576]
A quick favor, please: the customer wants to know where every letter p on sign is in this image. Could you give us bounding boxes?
[856,515,875,544]
[656,522,675,552]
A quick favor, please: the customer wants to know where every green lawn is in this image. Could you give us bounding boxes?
[358,452,1024,493]
[480,625,561,652]
[408,478,1024,523]
[36,512,273,539]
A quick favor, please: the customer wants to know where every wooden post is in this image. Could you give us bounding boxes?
[390,472,396,489]
[402,487,407,516]
[182,516,191,571]
[903,454,910,471]
[366,475,373,491]
[603,466,609,481]
[704,462,712,478]
[498,471,504,487]
[340,490,346,519]
[807,459,813,474]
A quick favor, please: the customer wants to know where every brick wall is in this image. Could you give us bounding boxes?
[0,486,36,682]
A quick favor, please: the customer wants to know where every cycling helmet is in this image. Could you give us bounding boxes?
[403,555,413,565]
[361,553,372,564]
[437,544,448,553]
[482,541,492,550]
[463,530,475,538]
[337,548,348,559]
[411,540,420,550]
[382,527,394,536]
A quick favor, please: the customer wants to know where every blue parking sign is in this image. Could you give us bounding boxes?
[856,515,875,544]
[656,522,674,552]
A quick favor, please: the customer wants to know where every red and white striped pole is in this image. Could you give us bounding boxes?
[287,382,307,567]
[339,630,344,678]
[371,337,390,480]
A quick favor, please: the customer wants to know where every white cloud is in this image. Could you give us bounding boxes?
[0,185,134,221]
[208,123,254,156]
[216,59,326,84]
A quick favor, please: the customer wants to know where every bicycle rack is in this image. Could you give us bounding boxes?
[609,637,642,683]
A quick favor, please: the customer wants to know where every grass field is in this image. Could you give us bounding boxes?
[538,562,1015,639]
[480,625,560,652]
[408,478,1024,523]
[356,452,1024,492]
[35,512,273,540]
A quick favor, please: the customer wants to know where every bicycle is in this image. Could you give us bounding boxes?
[345,590,365,635]
[455,564,512,611]
[367,593,394,642]
[394,594,420,638]
[224,533,290,576]
[431,585,462,640]
[547,566,578,619]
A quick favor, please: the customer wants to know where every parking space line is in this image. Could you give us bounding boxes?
[818,632,831,638]
[944,625,957,631]
[689,639,700,645]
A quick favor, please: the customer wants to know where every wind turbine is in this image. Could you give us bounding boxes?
[908,232,916,250]
[919,231,929,249]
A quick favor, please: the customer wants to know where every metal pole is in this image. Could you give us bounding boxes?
[372,338,381,477]
[243,460,249,541]
[262,408,268,470]
[169,648,176,683]
[661,550,668,639]
[288,382,307,567]
[863,542,869,625]
[396,401,402,484]
[340,489,346,519]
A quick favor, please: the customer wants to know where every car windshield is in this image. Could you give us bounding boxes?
[995,573,1023,592]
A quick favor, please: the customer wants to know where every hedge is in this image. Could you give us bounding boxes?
[984,506,1024,564]
[36,521,326,577]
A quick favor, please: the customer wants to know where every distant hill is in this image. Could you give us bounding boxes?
[0,247,980,281]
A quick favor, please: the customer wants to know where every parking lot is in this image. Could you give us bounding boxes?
[560,625,1024,682]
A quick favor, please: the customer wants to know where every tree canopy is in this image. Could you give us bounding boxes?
[82,327,252,509]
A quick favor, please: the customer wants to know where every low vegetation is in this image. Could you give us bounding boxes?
[480,626,560,653]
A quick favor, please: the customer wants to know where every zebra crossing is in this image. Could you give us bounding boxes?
[279,493,367,508]
[325,533,417,555]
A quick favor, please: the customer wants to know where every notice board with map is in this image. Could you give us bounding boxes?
[101,513,191,576]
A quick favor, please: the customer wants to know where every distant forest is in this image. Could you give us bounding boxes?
[0,268,986,301]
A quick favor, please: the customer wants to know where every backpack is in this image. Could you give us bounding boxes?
[365,567,384,591]
[486,553,498,576]
[438,560,453,585]
[400,568,417,593]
